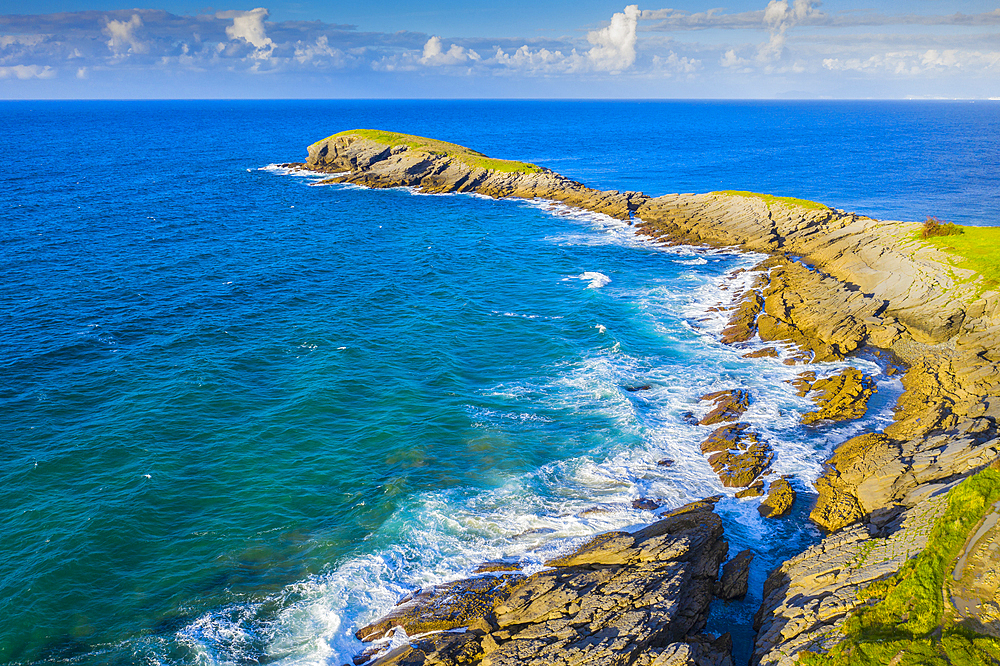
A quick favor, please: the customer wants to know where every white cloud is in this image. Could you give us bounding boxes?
[419,36,481,66]
[294,35,349,67]
[822,49,1000,74]
[587,4,641,72]
[0,64,56,79]
[217,8,274,57]
[493,45,584,73]
[104,14,148,56]
[494,5,640,74]
[759,0,822,62]
[76,67,87,78]
[720,49,751,68]
[652,51,701,75]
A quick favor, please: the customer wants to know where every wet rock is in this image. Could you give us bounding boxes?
[735,481,765,499]
[474,561,522,574]
[356,573,524,641]
[742,347,779,359]
[699,389,751,425]
[701,423,752,454]
[716,550,754,600]
[787,371,816,397]
[658,459,675,468]
[758,478,795,519]
[708,441,774,488]
[699,423,772,488]
[681,411,699,425]
[721,291,764,344]
[357,499,732,666]
[627,384,653,392]
[633,498,662,511]
[801,368,877,425]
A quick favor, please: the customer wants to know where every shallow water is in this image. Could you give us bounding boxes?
[1,100,996,665]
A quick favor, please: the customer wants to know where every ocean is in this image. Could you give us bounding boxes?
[2,100,998,666]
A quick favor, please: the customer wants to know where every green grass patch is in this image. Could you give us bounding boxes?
[921,224,1000,291]
[711,190,829,212]
[800,467,1000,666]
[321,129,542,173]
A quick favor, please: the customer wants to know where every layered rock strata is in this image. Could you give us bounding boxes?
[354,499,736,666]
[288,132,1000,664]
[753,489,952,665]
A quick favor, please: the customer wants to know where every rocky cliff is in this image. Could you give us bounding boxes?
[284,130,1000,666]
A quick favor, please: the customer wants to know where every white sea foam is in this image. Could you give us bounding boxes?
[567,272,611,289]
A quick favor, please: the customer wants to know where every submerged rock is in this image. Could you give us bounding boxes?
[699,422,773,488]
[699,389,751,425]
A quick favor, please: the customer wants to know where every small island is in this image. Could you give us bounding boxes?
[285,131,1000,666]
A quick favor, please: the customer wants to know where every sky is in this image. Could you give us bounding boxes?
[1,0,999,98]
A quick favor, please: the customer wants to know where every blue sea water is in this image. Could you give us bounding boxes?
[1,100,998,666]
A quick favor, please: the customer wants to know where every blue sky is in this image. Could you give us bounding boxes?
[2,0,999,98]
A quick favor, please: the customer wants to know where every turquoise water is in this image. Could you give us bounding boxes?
[2,100,997,665]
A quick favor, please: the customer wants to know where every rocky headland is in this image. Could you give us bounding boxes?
[284,130,1000,666]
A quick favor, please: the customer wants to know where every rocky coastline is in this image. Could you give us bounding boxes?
[284,131,1000,666]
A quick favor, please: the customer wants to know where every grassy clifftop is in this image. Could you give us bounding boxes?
[323,130,543,174]
[802,467,1000,666]
[923,225,1000,291]
[711,190,829,212]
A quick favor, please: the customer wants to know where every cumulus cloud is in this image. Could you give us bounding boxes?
[0,64,56,79]
[587,5,641,72]
[293,35,351,67]
[493,45,584,73]
[494,5,641,74]
[720,49,751,69]
[104,14,148,56]
[651,51,701,76]
[759,0,822,62]
[419,36,480,66]
[217,8,274,56]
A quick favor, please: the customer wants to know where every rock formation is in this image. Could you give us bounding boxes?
[285,131,1000,666]
[354,499,734,666]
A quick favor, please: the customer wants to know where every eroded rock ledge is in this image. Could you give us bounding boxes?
[286,131,1000,665]
[354,500,734,666]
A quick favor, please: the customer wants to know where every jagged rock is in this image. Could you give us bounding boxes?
[698,423,773,488]
[758,479,795,519]
[699,390,751,425]
[742,347,779,359]
[700,423,752,454]
[658,459,675,467]
[721,291,764,344]
[735,481,764,499]
[801,368,877,425]
[627,384,653,392]
[634,498,662,510]
[716,550,754,600]
[809,432,899,533]
[357,500,732,666]
[787,371,816,396]
[707,441,773,488]
[356,574,525,641]
[753,491,952,666]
